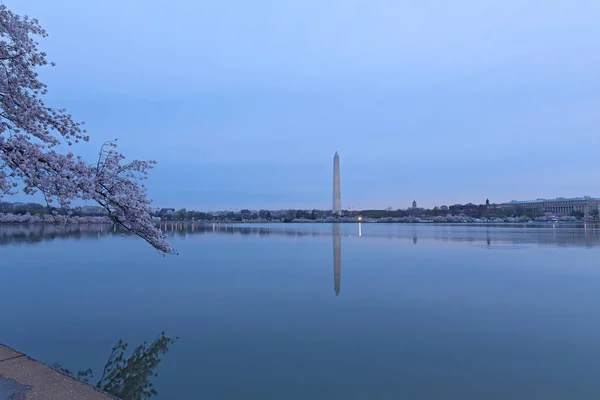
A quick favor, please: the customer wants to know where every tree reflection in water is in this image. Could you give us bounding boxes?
[56,332,177,400]
[4,222,600,248]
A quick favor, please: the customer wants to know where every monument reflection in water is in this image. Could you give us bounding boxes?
[333,223,341,296]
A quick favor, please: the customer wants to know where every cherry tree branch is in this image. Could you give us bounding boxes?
[0,4,173,253]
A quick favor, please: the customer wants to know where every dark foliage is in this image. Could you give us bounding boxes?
[55,332,177,400]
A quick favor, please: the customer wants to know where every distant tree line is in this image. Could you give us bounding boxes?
[3,201,595,223]
[155,202,599,222]
[0,202,107,216]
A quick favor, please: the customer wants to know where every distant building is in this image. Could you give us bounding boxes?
[412,200,417,209]
[159,208,175,215]
[500,196,600,215]
[463,203,478,210]
[240,209,252,218]
[81,206,105,215]
[449,203,478,212]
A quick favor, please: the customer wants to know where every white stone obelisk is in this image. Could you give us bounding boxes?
[333,152,341,215]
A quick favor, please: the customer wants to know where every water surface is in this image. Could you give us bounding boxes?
[2,223,600,399]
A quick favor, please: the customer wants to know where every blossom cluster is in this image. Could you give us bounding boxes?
[0,5,172,252]
[0,212,111,224]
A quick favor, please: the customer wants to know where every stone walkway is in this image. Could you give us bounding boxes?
[0,344,118,400]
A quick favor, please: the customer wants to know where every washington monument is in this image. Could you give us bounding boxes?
[333,152,341,215]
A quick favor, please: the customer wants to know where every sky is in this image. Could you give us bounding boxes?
[7,0,600,210]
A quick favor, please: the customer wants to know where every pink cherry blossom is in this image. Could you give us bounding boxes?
[0,5,172,253]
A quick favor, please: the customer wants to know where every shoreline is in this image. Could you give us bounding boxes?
[0,344,116,399]
[0,220,593,225]
[157,219,594,225]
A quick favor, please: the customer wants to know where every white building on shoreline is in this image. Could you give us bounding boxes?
[500,196,600,215]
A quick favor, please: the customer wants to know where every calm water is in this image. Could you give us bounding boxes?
[2,222,600,399]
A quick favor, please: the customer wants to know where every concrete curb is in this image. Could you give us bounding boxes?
[0,344,119,400]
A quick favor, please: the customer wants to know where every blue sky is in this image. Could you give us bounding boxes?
[9,0,600,210]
